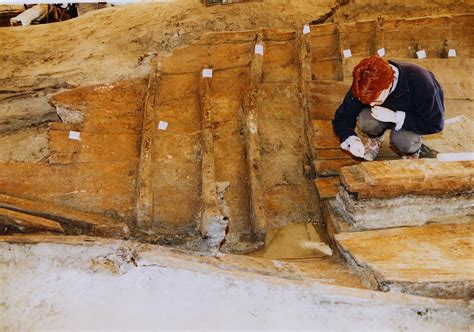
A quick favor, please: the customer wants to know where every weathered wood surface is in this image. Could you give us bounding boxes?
[48,127,139,164]
[337,15,474,59]
[315,148,353,160]
[0,125,49,163]
[50,80,146,135]
[340,159,474,199]
[309,80,349,120]
[211,67,253,252]
[312,119,340,149]
[0,162,138,224]
[310,23,342,81]
[315,159,360,177]
[382,14,474,58]
[152,73,201,235]
[336,222,474,299]
[0,96,59,133]
[136,61,160,229]
[311,119,360,175]
[338,20,376,57]
[198,67,227,246]
[0,207,64,234]
[315,177,340,200]
[0,194,129,238]
[320,200,351,253]
[0,76,68,133]
[242,35,266,242]
[258,35,321,227]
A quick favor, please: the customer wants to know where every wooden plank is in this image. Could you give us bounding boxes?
[136,61,160,229]
[315,148,353,160]
[315,177,340,200]
[309,80,349,120]
[211,68,252,243]
[0,162,137,224]
[297,25,317,165]
[161,41,253,74]
[263,29,296,41]
[243,34,267,242]
[339,20,376,57]
[48,128,139,164]
[315,159,360,176]
[0,207,64,234]
[382,14,474,58]
[152,74,202,234]
[311,119,342,149]
[50,79,146,135]
[310,23,342,80]
[198,67,227,246]
[336,222,474,299]
[340,159,474,198]
[0,194,128,238]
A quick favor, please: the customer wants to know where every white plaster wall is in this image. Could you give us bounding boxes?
[0,241,471,331]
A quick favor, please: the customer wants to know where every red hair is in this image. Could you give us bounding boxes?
[351,56,394,104]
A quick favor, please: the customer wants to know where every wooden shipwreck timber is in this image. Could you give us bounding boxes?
[0,11,472,330]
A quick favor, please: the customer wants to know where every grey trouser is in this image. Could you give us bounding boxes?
[357,108,422,154]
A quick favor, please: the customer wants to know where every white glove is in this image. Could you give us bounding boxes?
[341,135,365,158]
[371,106,406,131]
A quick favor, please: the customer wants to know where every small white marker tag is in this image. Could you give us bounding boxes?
[303,25,311,35]
[254,43,264,55]
[202,69,213,78]
[377,47,385,57]
[416,49,426,59]
[343,49,352,58]
[158,121,168,130]
[68,131,80,141]
[448,49,457,57]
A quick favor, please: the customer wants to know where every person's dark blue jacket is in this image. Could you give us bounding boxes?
[332,60,445,143]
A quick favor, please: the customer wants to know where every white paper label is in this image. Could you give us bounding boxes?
[158,121,168,130]
[303,25,311,35]
[254,44,264,55]
[416,49,426,59]
[437,152,474,162]
[343,49,352,58]
[68,131,80,140]
[202,69,213,78]
[377,47,385,57]
[448,49,457,57]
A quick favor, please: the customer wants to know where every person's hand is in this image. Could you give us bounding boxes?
[341,135,365,158]
[371,106,396,123]
[349,138,365,158]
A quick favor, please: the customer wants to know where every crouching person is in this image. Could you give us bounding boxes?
[332,56,444,160]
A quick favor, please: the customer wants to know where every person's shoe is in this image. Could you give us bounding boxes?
[363,135,384,161]
[401,150,420,160]
[418,143,438,159]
